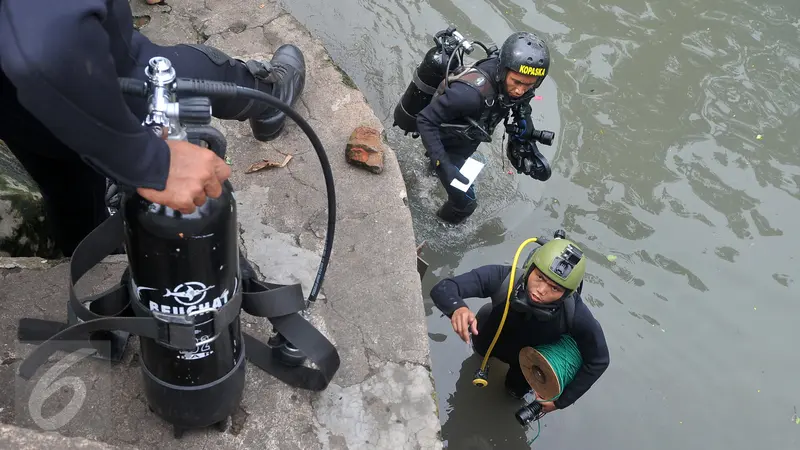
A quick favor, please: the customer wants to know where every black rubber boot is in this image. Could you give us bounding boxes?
[248,44,306,142]
[437,199,478,225]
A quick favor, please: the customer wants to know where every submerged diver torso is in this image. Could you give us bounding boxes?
[430,264,609,409]
[430,236,610,412]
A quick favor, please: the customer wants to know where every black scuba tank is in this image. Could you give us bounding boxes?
[121,178,245,433]
[393,26,475,136]
[122,179,245,436]
[121,56,245,437]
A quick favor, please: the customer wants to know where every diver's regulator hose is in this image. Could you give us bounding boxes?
[473,237,543,387]
[118,77,335,304]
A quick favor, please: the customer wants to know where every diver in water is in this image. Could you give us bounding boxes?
[0,0,305,257]
[429,233,610,412]
[415,31,553,224]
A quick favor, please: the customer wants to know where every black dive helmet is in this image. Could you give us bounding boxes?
[509,231,586,321]
[496,32,551,105]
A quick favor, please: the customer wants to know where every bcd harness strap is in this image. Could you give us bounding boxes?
[413,70,438,96]
[434,63,499,142]
[562,293,576,334]
[16,212,340,392]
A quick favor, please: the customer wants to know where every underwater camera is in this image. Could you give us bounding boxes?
[515,399,544,426]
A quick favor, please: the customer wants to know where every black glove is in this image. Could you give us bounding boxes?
[505,104,533,138]
[430,154,468,185]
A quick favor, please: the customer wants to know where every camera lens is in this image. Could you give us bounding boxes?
[514,400,542,426]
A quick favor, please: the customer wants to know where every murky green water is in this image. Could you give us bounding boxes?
[280,0,800,448]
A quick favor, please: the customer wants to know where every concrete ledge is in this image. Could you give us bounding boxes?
[0,424,130,449]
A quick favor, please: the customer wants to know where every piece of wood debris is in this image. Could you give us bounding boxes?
[245,154,292,174]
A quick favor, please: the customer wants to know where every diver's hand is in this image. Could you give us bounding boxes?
[451,307,478,343]
[536,393,557,413]
[432,157,468,185]
[137,139,231,214]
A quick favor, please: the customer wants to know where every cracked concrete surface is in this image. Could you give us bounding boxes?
[313,363,440,450]
[0,0,440,448]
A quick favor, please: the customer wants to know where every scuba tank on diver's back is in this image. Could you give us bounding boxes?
[393,26,496,137]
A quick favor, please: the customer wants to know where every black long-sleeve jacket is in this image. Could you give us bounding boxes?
[416,58,513,162]
[430,264,610,409]
[0,0,170,189]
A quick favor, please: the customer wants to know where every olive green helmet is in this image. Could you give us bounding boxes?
[522,238,586,291]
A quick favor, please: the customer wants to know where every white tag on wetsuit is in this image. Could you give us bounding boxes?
[450,157,485,192]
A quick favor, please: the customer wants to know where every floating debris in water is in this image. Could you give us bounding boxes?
[756,134,763,140]
[606,254,617,262]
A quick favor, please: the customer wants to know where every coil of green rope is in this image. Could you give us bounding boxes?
[526,334,583,446]
[536,334,582,402]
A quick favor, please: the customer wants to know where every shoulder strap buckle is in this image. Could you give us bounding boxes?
[151,310,198,350]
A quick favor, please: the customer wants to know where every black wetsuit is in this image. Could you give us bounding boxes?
[416,58,526,215]
[430,264,610,409]
[0,0,263,256]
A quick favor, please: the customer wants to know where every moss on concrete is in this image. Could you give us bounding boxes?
[331,62,358,90]
[0,140,58,258]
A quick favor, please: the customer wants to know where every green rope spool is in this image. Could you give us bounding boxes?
[519,334,583,401]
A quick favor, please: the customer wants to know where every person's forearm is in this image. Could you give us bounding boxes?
[430,265,512,317]
[416,106,448,162]
[0,0,170,189]
[430,279,468,317]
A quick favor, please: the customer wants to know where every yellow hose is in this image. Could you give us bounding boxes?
[473,237,539,386]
